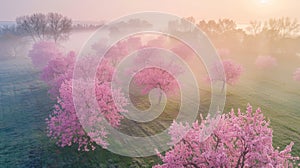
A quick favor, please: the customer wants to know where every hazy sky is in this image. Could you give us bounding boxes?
[0,0,299,23]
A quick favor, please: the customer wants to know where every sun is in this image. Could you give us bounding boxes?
[260,0,269,4]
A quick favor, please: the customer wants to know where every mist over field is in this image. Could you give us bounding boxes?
[1,2,300,167]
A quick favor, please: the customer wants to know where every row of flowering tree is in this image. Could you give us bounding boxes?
[211,49,300,84]
[254,55,300,82]
[29,40,130,151]
[28,36,190,150]
[28,37,299,166]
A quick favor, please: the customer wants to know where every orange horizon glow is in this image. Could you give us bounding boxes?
[0,0,298,23]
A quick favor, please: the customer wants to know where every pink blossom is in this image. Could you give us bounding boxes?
[207,59,244,86]
[255,55,278,69]
[28,41,63,69]
[133,68,180,95]
[92,36,143,66]
[130,52,184,104]
[293,68,300,81]
[41,51,75,98]
[146,35,167,48]
[154,104,299,167]
[170,43,194,60]
[46,80,93,150]
[34,45,129,150]
[46,61,128,150]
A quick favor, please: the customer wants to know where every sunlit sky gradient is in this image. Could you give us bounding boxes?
[0,0,299,23]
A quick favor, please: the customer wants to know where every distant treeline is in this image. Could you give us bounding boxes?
[1,13,300,60]
[0,13,104,42]
[72,23,104,32]
[168,16,300,55]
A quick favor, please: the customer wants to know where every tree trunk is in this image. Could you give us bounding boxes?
[157,90,162,105]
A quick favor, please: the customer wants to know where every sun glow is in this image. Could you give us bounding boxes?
[260,0,269,4]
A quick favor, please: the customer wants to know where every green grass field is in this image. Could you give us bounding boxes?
[1,51,300,167]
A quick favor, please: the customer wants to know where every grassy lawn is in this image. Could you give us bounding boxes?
[1,52,300,167]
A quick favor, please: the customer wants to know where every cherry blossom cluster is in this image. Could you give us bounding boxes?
[29,41,128,151]
[155,104,299,168]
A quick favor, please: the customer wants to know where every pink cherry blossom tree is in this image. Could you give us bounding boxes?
[104,36,186,104]
[207,59,243,91]
[46,80,94,151]
[170,42,194,60]
[28,41,63,69]
[131,48,184,104]
[146,35,167,48]
[293,68,300,81]
[92,36,143,66]
[154,104,299,168]
[27,39,129,151]
[46,57,128,151]
[133,67,181,104]
[41,51,75,98]
[145,35,194,61]
[255,55,278,69]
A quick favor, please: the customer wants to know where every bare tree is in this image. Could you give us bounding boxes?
[47,13,72,42]
[265,17,300,38]
[31,13,47,40]
[278,17,300,38]
[247,21,263,36]
[197,19,236,36]
[16,15,36,41]
[197,20,208,33]
[218,19,236,33]
[16,13,47,41]
[16,13,72,43]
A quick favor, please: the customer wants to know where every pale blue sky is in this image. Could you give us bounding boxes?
[0,0,299,23]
